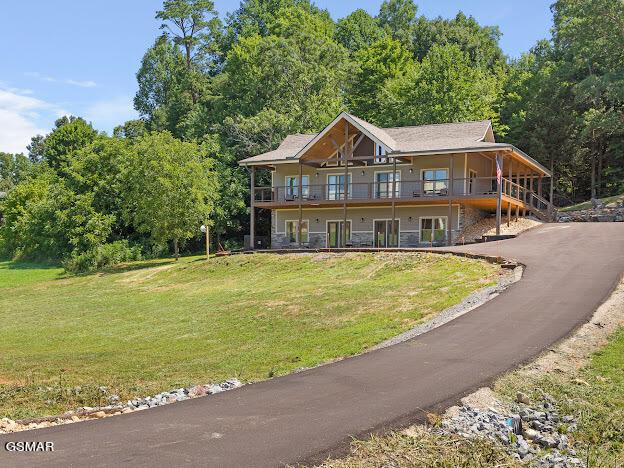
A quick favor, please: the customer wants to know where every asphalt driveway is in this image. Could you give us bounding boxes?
[2,223,623,467]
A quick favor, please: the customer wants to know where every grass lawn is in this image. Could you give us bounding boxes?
[559,193,624,212]
[319,328,624,467]
[0,252,499,420]
[497,328,624,466]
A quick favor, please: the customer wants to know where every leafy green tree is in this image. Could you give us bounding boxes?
[26,135,46,162]
[123,131,219,259]
[42,117,100,171]
[0,153,32,192]
[156,0,222,74]
[335,9,386,53]
[0,169,113,261]
[112,120,147,140]
[411,12,505,70]
[378,0,417,47]
[347,37,413,123]
[551,0,624,198]
[379,44,504,129]
[218,30,348,133]
[223,0,329,46]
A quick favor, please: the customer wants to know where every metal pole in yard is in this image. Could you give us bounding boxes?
[205,220,210,259]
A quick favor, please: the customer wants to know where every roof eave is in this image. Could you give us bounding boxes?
[390,144,551,177]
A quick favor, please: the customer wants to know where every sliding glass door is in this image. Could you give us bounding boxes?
[374,220,399,247]
[327,221,351,248]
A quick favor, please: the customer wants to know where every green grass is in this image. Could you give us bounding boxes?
[497,328,624,466]
[0,252,499,420]
[559,193,624,212]
[316,427,518,468]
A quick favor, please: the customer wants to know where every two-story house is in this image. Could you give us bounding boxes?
[239,112,552,249]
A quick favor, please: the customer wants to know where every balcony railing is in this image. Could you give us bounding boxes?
[254,177,537,204]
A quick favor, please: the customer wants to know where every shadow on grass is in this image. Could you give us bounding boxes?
[4,262,61,270]
[94,260,175,276]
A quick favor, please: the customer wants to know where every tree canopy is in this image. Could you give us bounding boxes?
[1,0,622,267]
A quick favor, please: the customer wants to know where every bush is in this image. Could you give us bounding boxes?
[63,241,142,273]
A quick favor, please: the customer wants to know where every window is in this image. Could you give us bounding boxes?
[420,217,447,243]
[422,169,448,195]
[375,171,401,198]
[285,220,309,244]
[374,144,387,164]
[285,175,309,199]
[327,174,351,200]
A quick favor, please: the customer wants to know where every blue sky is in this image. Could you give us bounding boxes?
[0,0,553,154]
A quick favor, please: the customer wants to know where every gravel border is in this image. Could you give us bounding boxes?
[371,266,523,350]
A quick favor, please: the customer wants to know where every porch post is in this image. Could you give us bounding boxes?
[495,153,502,236]
[549,162,554,216]
[447,153,454,246]
[529,173,534,209]
[342,123,349,248]
[522,167,528,217]
[250,166,255,250]
[507,155,512,227]
[298,161,303,248]
[515,169,520,221]
[391,155,397,247]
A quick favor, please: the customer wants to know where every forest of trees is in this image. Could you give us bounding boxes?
[0,0,622,268]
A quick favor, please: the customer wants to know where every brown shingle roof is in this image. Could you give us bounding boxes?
[239,116,493,164]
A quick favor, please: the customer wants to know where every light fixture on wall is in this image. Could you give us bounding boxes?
[409,168,413,174]
[315,172,319,178]
[315,218,320,223]
[408,216,413,222]
[361,217,365,223]
[361,170,365,176]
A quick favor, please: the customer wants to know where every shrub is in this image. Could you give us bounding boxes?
[63,240,142,273]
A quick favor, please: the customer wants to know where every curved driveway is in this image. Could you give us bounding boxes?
[2,223,624,467]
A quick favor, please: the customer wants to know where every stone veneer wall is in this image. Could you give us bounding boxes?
[269,204,490,248]
[459,205,488,233]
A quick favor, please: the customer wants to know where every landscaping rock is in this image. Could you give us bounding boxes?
[558,206,624,223]
[516,391,531,404]
[437,394,582,467]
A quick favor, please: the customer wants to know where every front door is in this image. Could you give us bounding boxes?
[327,221,351,248]
[374,220,399,247]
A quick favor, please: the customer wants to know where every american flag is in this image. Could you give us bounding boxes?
[496,157,502,186]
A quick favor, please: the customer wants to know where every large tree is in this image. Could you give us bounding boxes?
[123,131,219,259]
[377,0,418,47]
[335,9,386,54]
[346,37,413,123]
[379,44,504,131]
[41,117,100,171]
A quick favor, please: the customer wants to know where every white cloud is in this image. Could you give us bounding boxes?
[84,96,138,132]
[65,79,97,88]
[0,89,52,154]
[25,72,97,88]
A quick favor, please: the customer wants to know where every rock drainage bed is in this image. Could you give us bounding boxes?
[0,379,242,433]
[439,392,582,467]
